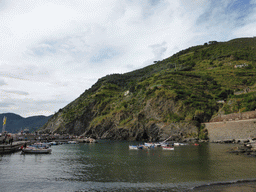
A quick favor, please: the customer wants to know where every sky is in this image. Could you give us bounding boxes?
[0,0,256,118]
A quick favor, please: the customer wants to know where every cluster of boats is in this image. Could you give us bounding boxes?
[49,140,77,145]
[129,142,191,151]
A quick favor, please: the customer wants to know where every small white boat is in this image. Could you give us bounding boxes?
[68,141,77,144]
[160,143,169,147]
[129,145,138,150]
[50,141,57,145]
[34,142,51,148]
[174,143,187,146]
[144,143,154,147]
[153,143,162,147]
[162,146,174,150]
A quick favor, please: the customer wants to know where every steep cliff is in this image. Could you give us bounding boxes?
[41,37,256,141]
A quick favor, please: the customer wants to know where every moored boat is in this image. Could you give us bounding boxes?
[68,141,77,144]
[153,143,161,147]
[144,143,155,148]
[129,145,138,150]
[129,145,145,150]
[50,141,57,145]
[33,142,51,148]
[174,142,187,146]
[22,147,52,154]
[160,142,169,147]
[162,146,174,150]
[21,143,52,154]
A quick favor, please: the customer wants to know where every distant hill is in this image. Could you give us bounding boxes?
[41,37,256,141]
[0,113,52,133]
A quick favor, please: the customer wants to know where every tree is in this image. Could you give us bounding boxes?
[194,110,205,123]
[208,41,218,45]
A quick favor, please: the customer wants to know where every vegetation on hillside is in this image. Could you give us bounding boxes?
[43,37,256,139]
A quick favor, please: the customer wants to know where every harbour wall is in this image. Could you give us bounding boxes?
[205,118,256,142]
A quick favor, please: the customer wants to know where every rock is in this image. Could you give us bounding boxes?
[183,138,192,142]
[223,139,235,143]
[236,139,249,143]
[228,144,256,157]
[212,140,222,143]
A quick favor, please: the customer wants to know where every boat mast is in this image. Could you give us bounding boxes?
[2,116,7,133]
[162,135,172,143]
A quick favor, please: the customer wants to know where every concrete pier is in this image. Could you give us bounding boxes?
[0,141,29,154]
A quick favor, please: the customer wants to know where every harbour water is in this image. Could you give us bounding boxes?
[0,140,256,192]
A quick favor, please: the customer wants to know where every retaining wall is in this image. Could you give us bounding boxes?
[205,118,256,142]
[210,110,256,122]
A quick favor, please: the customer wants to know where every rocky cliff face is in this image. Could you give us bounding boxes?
[42,97,198,141]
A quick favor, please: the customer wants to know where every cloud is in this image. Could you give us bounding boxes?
[141,42,167,66]
[0,102,12,108]
[232,0,256,37]
[4,90,29,96]
[0,79,6,86]
[150,42,167,59]
[0,0,255,117]
[0,93,69,117]
[90,47,121,63]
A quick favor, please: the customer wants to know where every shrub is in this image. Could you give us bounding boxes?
[165,113,184,123]
[198,124,208,140]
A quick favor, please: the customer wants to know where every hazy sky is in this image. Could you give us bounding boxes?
[0,0,256,117]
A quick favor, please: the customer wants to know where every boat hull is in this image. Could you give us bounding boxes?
[129,145,138,150]
[162,147,174,150]
[22,148,52,154]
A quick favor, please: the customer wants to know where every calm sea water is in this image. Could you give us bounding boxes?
[0,141,256,192]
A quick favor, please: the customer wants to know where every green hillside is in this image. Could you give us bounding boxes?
[41,37,256,141]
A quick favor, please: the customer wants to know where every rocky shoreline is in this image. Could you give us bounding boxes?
[197,138,256,158]
[211,138,256,144]
[228,142,256,157]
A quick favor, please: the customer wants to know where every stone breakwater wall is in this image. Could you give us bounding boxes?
[205,118,256,142]
[210,110,256,122]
